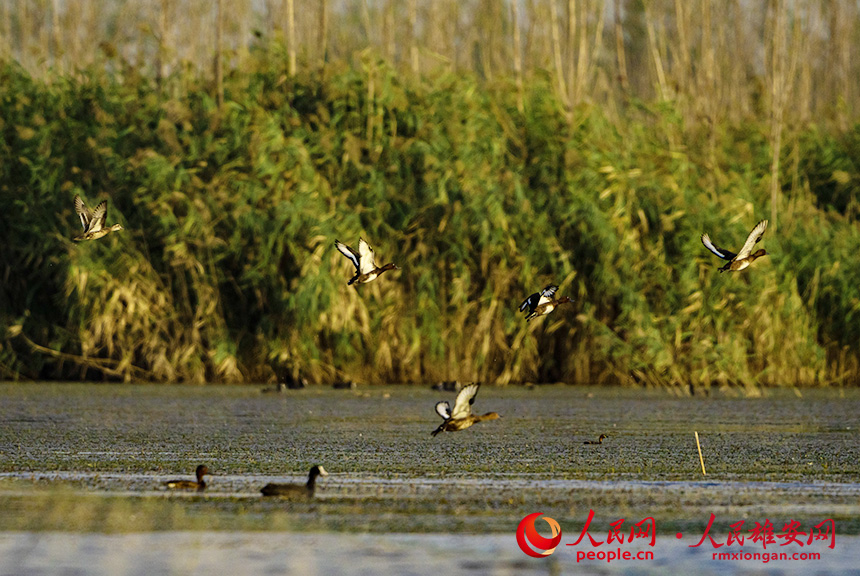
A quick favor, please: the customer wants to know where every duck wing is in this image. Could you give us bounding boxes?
[701,233,736,261]
[87,201,108,233]
[537,285,558,306]
[357,238,378,274]
[450,383,480,419]
[435,401,451,420]
[734,219,768,260]
[74,195,91,231]
[335,240,361,271]
[519,292,540,313]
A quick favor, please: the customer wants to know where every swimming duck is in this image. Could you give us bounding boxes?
[260,465,328,498]
[701,219,768,273]
[334,238,399,285]
[164,464,210,491]
[261,373,307,392]
[73,194,124,241]
[332,381,358,390]
[583,434,608,445]
[431,383,500,437]
[519,285,572,321]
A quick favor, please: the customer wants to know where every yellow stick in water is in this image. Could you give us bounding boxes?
[695,431,707,475]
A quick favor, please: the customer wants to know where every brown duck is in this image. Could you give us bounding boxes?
[701,220,768,273]
[519,285,572,321]
[431,383,500,437]
[334,238,398,285]
[73,194,124,241]
[583,434,608,445]
[164,464,210,492]
[260,465,328,498]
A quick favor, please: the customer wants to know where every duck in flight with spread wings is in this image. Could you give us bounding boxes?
[431,383,500,437]
[701,219,768,273]
[73,194,124,241]
[334,237,399,285]
[519,285,572,321]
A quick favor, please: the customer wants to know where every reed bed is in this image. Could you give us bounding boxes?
[1,3,859,388]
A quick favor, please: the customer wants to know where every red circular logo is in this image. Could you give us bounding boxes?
[516,512,563,557]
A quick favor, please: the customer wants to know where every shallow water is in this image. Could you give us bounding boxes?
[0,383,859,573]
[1,532,858,576]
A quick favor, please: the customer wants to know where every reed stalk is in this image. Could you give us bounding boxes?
[215,0,224,110]
[613,0,628,92]
[549,0,570,109]
[767,0,785,232]
[286,0,296,76]
[511,0,524,114]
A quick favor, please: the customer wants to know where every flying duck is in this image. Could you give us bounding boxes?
[260,465,328,498]
[519,285,572,321]
[73,194,124,241]
[701,219,768,272]
[164,465,210,491]
[334,237,399,285]
[431,383,500,437]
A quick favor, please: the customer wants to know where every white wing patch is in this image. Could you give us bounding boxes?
[735,220,768,260]
[702,234,726,258]
[450,383,479,419]
[357,238,377,274]
[88,201,107,233]
[701,233,732,259]
[435,401,451,420]
[74,195,90,231]
[335,240,361,271]
[537,285,558,306]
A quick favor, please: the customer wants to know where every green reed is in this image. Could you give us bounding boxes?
[1,49,859,388]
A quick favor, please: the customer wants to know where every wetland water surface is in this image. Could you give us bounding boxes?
[0,383,859,574]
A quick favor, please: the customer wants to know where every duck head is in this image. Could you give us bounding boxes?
[309,465,329,479]
[195,465,210,481]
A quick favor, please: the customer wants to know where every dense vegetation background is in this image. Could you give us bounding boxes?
[1,1,859,389]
